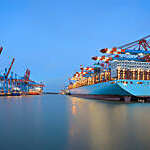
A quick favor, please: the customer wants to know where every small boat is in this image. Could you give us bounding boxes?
[28,87,42,95]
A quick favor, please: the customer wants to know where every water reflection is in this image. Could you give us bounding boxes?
[67,96,150,150]
[1,95,150,150]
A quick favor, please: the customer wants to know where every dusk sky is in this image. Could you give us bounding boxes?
[0,0,150,92]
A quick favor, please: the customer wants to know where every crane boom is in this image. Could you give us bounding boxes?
[6,58,15,79]
[118,35,150,50]
[24,69,30,81]
[0,46,3,55]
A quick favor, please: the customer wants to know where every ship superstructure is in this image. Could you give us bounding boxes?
[66,35,150,102]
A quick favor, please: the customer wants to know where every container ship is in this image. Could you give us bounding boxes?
[65,35,150,102]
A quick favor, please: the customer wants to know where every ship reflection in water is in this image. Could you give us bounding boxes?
[67,96,150,150]
[1,95,150,150]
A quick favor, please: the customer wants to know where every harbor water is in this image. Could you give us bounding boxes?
[0,95,150,150]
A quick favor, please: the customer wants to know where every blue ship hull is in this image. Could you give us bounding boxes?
[69,80,150,100]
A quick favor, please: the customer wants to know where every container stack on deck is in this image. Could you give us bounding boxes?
[0,46,44,96]
[68,35,150,89]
